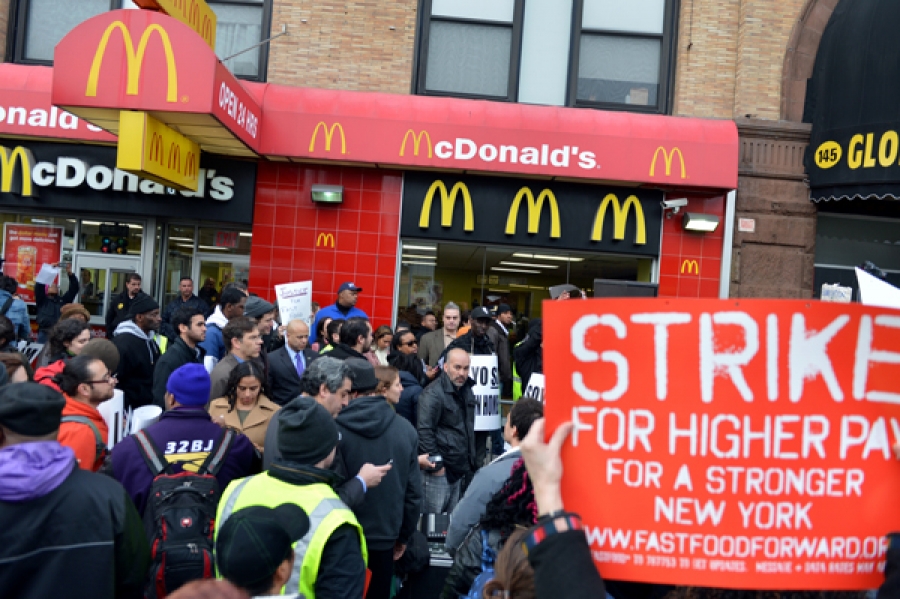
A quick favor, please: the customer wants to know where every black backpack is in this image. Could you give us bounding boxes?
[134,428,236,599]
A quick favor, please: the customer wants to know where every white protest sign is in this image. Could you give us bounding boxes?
[275,280,313,325]
[35,263,60,286]
[469,354,501,430]
[856,267,900,309]
[97,389,126,448]
[129,405,162,435]
[522,373,545,402]
[19,342,44,368]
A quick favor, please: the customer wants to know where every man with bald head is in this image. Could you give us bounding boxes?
[417,347,477,513]
[267,319,320,406]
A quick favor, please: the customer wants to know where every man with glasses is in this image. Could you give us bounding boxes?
[56,355,117,472]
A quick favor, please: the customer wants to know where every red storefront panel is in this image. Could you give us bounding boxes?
[248,162,401,327]
[658,195,727,298]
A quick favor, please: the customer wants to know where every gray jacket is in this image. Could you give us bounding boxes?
[445,447,520,554]
[418,328,446,368]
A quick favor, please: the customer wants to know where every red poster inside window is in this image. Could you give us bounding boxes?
[544,298,900,591]
[2,224,64,304]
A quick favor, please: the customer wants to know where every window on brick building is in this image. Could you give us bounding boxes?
[7,0,271,81]
[414,0,525,101]
[414,0,677,114]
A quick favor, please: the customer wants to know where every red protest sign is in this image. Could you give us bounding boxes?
[2,223,64,304]
[544,299,900,591]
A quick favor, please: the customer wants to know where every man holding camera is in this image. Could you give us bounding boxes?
[417,347,476,514]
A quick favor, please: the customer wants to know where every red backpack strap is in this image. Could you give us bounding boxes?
[198,428,236,476]
[133,430,173,477]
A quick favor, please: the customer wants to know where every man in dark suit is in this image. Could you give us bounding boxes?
[268,319,319,406]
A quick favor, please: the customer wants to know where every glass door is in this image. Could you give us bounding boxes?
[73,255,143,327]
[194,254,251,301]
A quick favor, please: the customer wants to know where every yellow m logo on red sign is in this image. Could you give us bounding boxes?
[317,233,335,248]
[649,147,687,179]
[86,22,178,103]
[400,130,433,158]
[309,122,347,154]
[681,260,699,275]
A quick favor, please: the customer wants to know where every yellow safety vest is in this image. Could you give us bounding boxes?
[319,345,334,354]
[216,473,367,599]
[512,340,524,401]
[150,333,168,355]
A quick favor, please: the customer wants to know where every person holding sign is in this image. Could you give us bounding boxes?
[417,347,477,514]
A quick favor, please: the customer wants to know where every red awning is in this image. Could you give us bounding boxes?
[254,85,738,190]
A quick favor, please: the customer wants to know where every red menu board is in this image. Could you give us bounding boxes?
[2,224,64,304]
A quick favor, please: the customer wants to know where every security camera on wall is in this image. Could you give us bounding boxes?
[661,197,688,216]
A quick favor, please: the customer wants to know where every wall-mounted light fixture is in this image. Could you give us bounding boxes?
[311,184,343,204]
[682,212,720,232]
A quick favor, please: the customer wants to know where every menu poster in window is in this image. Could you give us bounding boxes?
[1,224,64,304]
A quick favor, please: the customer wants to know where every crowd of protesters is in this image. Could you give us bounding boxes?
[0,270,898,599]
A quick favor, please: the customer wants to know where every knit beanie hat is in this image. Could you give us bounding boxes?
[277,396,338,465]
[129,294,160,316]
[166,363,211,407]
[244,296,275,319]
[0,382,65,436]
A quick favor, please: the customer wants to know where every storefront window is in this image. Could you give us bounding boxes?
[197,227,252,256]
[79,220,144,255]
[397,240,652,325]
[163,225,197,306]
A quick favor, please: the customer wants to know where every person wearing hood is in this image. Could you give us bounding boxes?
[0,382,149,599]
[108,363,257,515]
[336,364,422,599]
[388,352,425,427]
[418,347,477,514]
[217,397,369,599]
[112,294,161,411]
[198,285,248,368]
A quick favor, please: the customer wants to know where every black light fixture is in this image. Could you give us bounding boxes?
[682,212,720,232]
[311,184,344,204]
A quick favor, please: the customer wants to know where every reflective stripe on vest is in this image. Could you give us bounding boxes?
[512,340,524,401]
[216,472,367,599]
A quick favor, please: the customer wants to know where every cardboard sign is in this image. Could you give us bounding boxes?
[1,224,63,304]
[522,373,546,402]
[470,354,501,431]
[275,280,313,325]
[544,298,900,591]
[18,342,44,369]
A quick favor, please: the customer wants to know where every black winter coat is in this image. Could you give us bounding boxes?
[513,318,543,390]
[336,395,423,550]
[160,294,210,339]
[0,464,150,599]
[34,273,79,330]
[151,337,205,408]
[396,370,423,428]
[112,323,161,411]
[417,372,476,484]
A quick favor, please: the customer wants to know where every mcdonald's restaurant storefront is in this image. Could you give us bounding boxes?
[0,8,739,331]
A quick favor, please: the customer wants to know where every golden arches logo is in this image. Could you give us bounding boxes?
[317,233,335,248]
[419,181,474,232]
[591,194,646,245]
[86,22,178,103]
[649,147,687,179]
[149,132,165,164]
[681,260,699,275]
[135,0,217,48]
[400,130,433,158]
[309,122,347,154]
[0,146,35,197]
[505,187,560,238]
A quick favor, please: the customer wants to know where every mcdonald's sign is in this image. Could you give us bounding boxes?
[649,146,687,179]
[316,233,335,248]
[401,173,662,256]
[117,111,200,191]
[419,181,474,232]
[0,146,35,197]
[86,21,178,103]
[132,0,217,49]
[591,194,646,245]
[309,122,347,155]
[505,187,561,238]
[681,260,699,275]
[399,130,433,158]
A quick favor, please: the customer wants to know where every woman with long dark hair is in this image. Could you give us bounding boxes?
[34,318,91,390]
[208,361,279,454]
[441,458,538,599]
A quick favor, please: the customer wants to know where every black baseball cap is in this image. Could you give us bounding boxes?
[471,306,492,320]
[216,504,310,590]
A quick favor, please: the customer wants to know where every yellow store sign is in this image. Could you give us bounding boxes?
[117,111,201,191]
